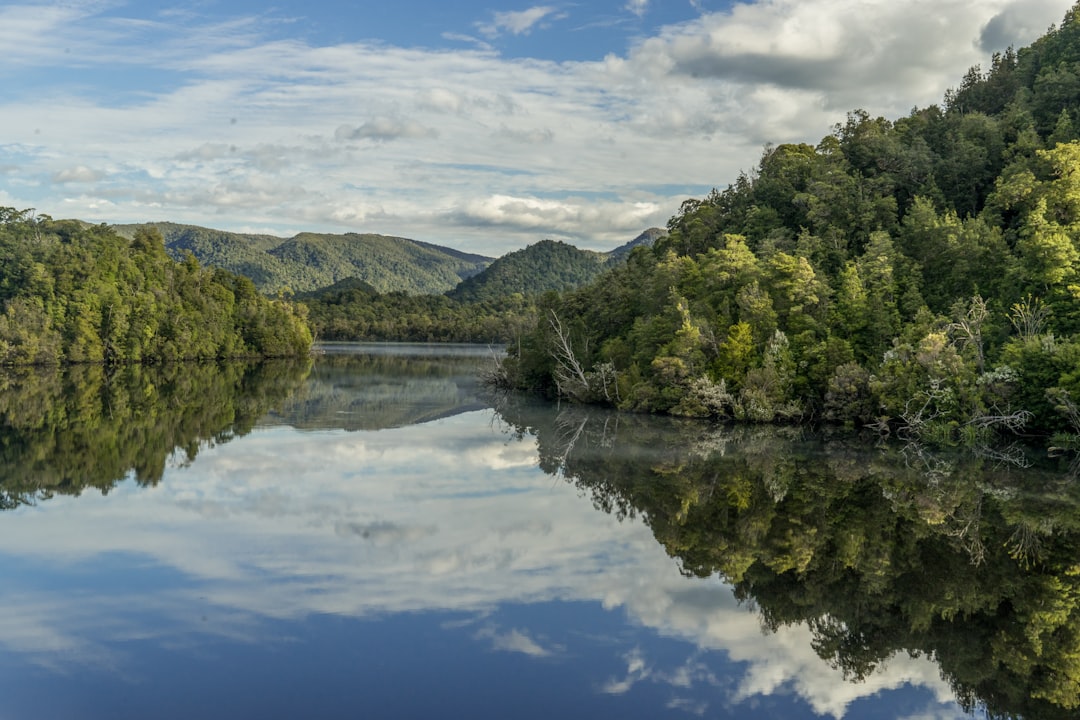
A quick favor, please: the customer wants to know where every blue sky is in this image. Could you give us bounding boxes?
[0,0,1073,255]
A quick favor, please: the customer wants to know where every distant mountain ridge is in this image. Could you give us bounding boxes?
[113,221,665,298]
[608,227,667,261]
[113,222,493,296]
[447,228,667,302]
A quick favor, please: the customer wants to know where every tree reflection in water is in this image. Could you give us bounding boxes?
[0,359,310,509]
[492,395,1080,720]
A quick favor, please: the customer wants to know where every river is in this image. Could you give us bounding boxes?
[1,343,1077,719]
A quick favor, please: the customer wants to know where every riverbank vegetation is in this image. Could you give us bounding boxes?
[0,211,312,365]
[498,6,1080,450]
[300,278,536,343]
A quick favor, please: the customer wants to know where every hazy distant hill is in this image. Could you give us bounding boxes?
[446,229,667,303]
[607,227,667,262]
[114,222,492,295]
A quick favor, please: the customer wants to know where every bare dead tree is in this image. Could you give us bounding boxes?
[547,310,590,400]
[899,379,951,439]
[971,442,1032,469]
[965,407,1034,433]
[551,412,590,477]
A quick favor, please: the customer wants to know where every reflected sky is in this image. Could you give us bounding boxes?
[0,354,976,719]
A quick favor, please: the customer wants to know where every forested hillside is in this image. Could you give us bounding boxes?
[0,210,312,364]
[300,281,533,343]
[115,222,492,295]
[448,232,666,303]
[493,400,1080,718]
[0,359,310,508]
[448,239,606,303]
[501,4,1080,449]
[301,230,665,343]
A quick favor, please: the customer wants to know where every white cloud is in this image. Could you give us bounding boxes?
[626,0,650,17]
[601,647,652,694]
[0,0,1074,255]
[418,88,468,114]
[476,626,557,657]
[451,194,666,240]
[619,0,1073,114]
[52,165,104,183]
[478,6,559,38]
[666,697,709,716]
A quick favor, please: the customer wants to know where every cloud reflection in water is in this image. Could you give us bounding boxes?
[0,410,966,719]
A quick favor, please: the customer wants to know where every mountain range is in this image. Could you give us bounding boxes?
[114,222,664,299]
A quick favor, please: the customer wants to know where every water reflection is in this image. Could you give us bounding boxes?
[262,342,491,430]
[0,359,310,508]
[494,396,1080,719]
[0,347,1075,718]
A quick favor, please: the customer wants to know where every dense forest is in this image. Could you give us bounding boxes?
[448,239,609,303]
[500,5,1080,450]
[494,399,1080,718]
[0,211,312,365]
[301,280,535,343]
[114,222,492,295]
[300,230,663,343]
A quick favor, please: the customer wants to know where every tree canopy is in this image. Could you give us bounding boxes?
[498,5,1080,450]
[0,212,312,365]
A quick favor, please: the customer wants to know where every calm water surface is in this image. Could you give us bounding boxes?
[1,344,1078,719]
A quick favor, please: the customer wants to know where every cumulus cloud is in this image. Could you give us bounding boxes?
[454,194,665,236]
[980,0,1069,52]
[52,165,103,183]
[418,88,468,114]
[620,0,1049,113]
[601,647,651,694]
[666,697,708,716]
[477,6,560,38]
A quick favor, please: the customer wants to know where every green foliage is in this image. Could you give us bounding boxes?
[501,7,1080,449]
[0,214,312,364]
[448,239,607,303]
[300,282,536,344]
